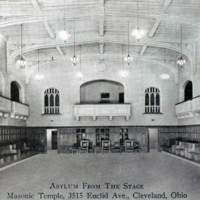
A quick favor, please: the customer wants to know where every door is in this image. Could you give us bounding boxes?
[148,128,158,152]
[52,131,58,150]
[119,93,124,103]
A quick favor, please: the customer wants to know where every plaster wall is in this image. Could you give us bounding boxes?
[26,58,179,127]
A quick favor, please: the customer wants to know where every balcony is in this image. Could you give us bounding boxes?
[175,96,200,119]
[0,96,12,117]
[11,101,29,120]
[192,96,200,113]
[74,104,131,121]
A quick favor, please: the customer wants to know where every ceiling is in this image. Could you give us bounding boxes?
[0,0,200,76]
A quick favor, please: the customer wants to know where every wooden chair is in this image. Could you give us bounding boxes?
[133,142,141,152]
[113,142,121,153]
[102,140,110,153]
[80,140,89,153]
[125,140,133,153]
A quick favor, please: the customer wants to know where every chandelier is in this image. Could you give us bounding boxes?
[177,24,186,67]
[132,0,144,40]
[56,0,70,42]
[71,22,79,65]
[124,21,133,65]
[17,24,26,68]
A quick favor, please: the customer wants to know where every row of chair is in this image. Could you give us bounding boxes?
[71,139,141,154]
[0,142,30,165]
[171,141,200,162]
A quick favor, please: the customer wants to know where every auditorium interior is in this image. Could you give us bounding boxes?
[0,0,200,199]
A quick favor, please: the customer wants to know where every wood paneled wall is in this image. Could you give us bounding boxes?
[58,127,149,153]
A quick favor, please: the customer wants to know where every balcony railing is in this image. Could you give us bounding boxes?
[74,104,131,121]
[175,96,200,118]
[192,96,200,113]
[0,96,12,117]
[11,101,29,117]
[175,100,192,115]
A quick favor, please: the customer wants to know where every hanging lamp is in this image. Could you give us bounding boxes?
[177,24,186,67]
[71,21,79,65]
[132,0,144,40]
[56,0,70,42]
[124,21,133,65]
[17,24,26,68]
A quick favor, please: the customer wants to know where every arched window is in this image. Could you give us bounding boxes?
[44,88,59,114]
[11,81,20,102]
[184,81,193,101]
[145,87,160,113]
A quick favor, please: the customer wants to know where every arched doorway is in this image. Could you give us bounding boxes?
[11,81,20,102]
[184,81,193,101]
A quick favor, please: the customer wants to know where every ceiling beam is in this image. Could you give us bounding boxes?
[43,20,54,39]
[162,0,173,11]
[56,46,64,56]
[99,0,105,61]
[140,45,148,56]
[148,19,162,38]
[139,18,161,56]
[29,0,67,57]
[29,0,55,38]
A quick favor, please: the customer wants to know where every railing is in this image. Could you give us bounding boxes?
[0,96,12,113]
[175,96,200,118]
[11,101,29,116]
[192,96,200,112]
[74,104,131,120]
[175,100,192,115]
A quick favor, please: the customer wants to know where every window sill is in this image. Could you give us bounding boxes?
[143,112,163,115]
[41,113,61,116]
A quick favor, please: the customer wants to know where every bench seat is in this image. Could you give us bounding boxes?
[0,153,17,163]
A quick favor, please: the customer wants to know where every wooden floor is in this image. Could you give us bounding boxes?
[0,151,200,200]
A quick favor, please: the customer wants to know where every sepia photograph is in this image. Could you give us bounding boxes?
[0,0,200,199]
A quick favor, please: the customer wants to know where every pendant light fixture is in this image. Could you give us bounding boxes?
[77,45,83,79]
[132,0,144,40]
[56,0,70,42]
[124,21,133,65]
[177,24,186,67]
[71,21,79,65]
[35,49,43,81]
[17,24,26,68]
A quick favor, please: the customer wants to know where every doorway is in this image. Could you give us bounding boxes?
[46,129,58,151]
[148,128,158,152]
[119,93,124,103]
